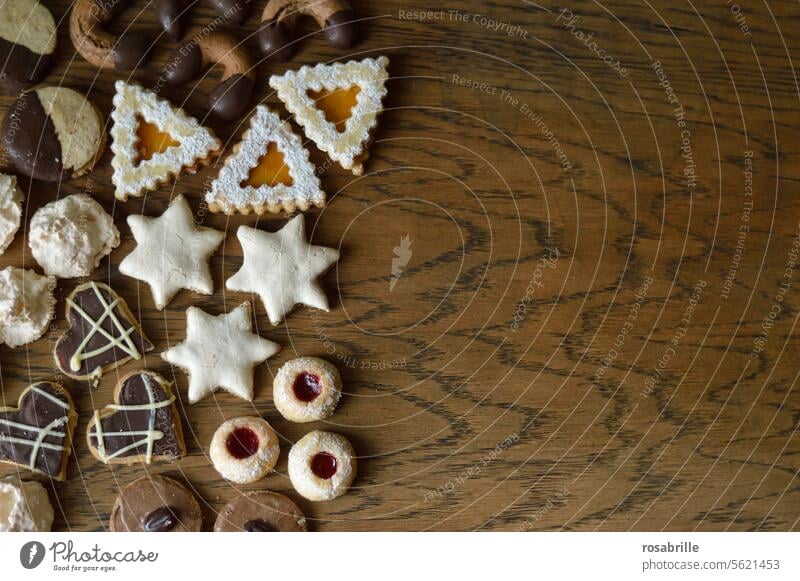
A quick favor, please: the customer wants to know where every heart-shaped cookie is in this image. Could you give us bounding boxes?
[54,281,153,381]
[87,370,185,465]
[0,382,77,480]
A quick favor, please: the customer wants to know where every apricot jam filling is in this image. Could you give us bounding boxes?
[242,142,293,188]
[307,86,361,132]
[135,116,180,163]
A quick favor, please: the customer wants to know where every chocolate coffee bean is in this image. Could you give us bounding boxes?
[244,519,277,532]
[143,506,179,532]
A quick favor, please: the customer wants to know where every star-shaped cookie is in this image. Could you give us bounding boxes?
[161,303,280,404]
[120,194,224,310]
[226,215,340,325]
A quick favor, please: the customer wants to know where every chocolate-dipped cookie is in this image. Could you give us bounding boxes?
[70,0,151,70]
[87,371,186,465]
[54,281,153,382]
[0,382,78,481]
[0,0,57,94]
[214,491,307,532]
[110,475,203,532]
[0,86,106,182]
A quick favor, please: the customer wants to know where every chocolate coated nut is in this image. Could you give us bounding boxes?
[257,20,295,62]
[155,0,190,41]
[210,75,254,122]
[143,506,179,532]
[324,11,356,49]
[113,31,152,70]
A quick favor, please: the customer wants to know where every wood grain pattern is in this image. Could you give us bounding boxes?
[1,0,799,531]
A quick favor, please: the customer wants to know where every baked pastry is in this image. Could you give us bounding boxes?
[0,477,54,531]
[0,86,105,181]
[0,0,56,94]
[119,194,224,309]
[0,267,54,348]
[110,80,221,201]
[28,194,120,278]
[161,303,280,404]
[214,491,307,532]
[87,370,185,465]
[269,56,389,175]
[226,215,339,325]
[209,417,279,484]
[0,173,23,255]
[205,105,325,215]
[288,430,356,501]
[110,475,203,532]
[0,382,77,481]
[274,357,342,423]
[54,281,153,382]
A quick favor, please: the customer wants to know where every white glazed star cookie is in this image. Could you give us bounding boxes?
[119,194,224,309]
[161,303,281,404]
[0,173,23,255]
[226,215,339,325]
[110,80,221,201]
[205,105,325,215]
[269,56,389,175]
[28,194,119,278]
[0,267,54,348]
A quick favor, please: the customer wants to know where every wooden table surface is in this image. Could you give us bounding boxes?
[1,0,799,532]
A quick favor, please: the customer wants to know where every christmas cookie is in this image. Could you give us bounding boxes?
[0,173,23,255]
[119,194,224,309]
[209,417,279,484]
[258,0,355,62]
[269,56,388,175]
[226,215,339,325]
[0,382,77,481]
[70,0,151,70]
[0,477,54,532]
[205,105,325,215]
[110,475,203,532]
[0,267,54,348]
[164,31,254,121]
[29,194,119,278]
[110,80,221,201]
[1,86,106,182]
[0,0,56,94]
[54,281,153,381]
[214,491,307,532]
[87,370,185,465]
[274,357,342,423]
[161,302,280,404]
[288,430,356,501]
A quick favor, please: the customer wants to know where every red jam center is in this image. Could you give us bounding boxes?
[226,427,260,460]
[293,372,322,402]
[310,452,338,479]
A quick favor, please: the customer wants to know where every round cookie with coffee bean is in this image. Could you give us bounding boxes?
[110,475,203,532]
[214,491,307,532]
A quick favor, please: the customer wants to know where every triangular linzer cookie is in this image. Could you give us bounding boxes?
[205,106,325,215]
[269,56,389,176]
[110,81,221,201]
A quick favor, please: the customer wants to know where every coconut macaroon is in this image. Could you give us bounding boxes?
[273,356,343,423]
[29,194,119,278]
[0,267,54,348]
[0,477,54,532]
[0,173,23,255]
[288,430,357,501]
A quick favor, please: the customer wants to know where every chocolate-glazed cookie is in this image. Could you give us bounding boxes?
[54,281,153,381]
[214,491,307,532]
[0,382,78,481]
[0,0,57,94]
[87,371,186,465]
[0,86,106,182]
[110,475,203,532]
